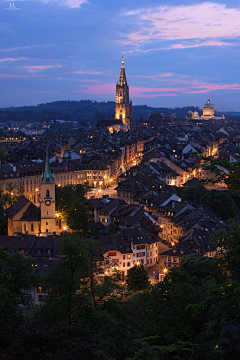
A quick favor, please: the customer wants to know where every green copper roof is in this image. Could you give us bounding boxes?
[203,99,214,109]
[40,123,55,185]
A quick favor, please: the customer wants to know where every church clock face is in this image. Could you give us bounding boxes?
[45,199,51,206]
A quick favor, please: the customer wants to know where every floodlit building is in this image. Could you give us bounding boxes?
[97,56,132,132]
[201,99,215,120]
[114,56,132,130]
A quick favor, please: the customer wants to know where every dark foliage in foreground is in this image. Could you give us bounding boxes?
[1,222,240,359]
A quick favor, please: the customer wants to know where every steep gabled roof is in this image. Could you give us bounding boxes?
[5,196,30,219]
[20,203,41,221]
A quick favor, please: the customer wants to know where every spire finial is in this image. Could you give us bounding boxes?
[121,55,124,68]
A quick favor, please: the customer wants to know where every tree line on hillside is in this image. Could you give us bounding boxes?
[0,224,240,359]
[1,100,226,125]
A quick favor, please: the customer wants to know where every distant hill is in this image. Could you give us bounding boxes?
[0,100,224,125]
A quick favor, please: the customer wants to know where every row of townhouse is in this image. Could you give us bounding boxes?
[159,216,228,277]
[0,158,113,203]
[85,197,161,237]
[97,228,161,279]
[139,192,193,244]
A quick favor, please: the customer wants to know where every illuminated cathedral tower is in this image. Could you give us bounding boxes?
[114,56,132,130]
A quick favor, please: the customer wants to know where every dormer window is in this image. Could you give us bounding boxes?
[47,249,52,255]
[37,249,41,254]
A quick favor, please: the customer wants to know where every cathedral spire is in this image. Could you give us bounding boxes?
[41,116,55,185]
[119,56,127,86]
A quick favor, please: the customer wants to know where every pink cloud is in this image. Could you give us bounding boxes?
[124,3,240,45]
[21,1,87,9]
[0,73,29,78]
[63,0,86,8]
[75,83,116,94]
[136,72,174,79]
[130,86,184,96]
[167,40,232,49]
[74,79,240,99]
[0,57,26,62]
[75,70,103,75]
[189,80,240,91]
[182,90,210,94]
[76,83,179,98]
[26,65,61,73]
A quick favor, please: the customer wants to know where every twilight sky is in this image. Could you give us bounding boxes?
[0,0,240,111]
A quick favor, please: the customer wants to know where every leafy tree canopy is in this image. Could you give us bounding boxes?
[200,189,238,220]
[182,183,238,220]
[199,156,240,196]
[0,247,36,347]
[126,264,150,292]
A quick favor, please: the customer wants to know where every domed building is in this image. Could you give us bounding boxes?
[186,110,193,119]
[186,108,200,119]
[192,108,199,118]
[201,99,215,120]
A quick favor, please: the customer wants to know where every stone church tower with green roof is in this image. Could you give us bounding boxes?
[40,126,56,236]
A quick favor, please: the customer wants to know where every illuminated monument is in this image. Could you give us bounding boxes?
[97,56,132,132]
[201,99,215,120]
[114,56,132,130]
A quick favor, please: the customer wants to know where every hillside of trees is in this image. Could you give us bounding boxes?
[0,100,220,126]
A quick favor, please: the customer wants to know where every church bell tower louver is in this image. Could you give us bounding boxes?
[114,56,132,130]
